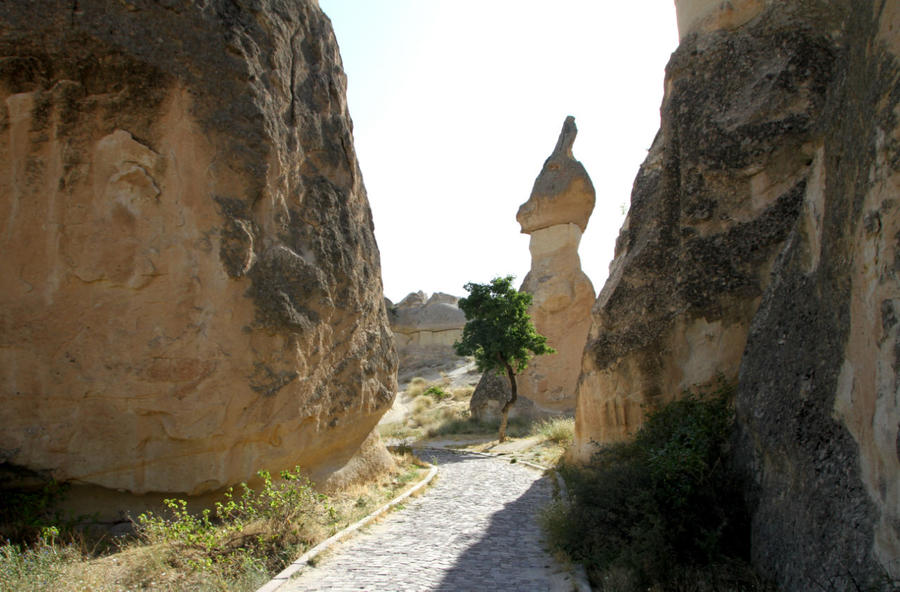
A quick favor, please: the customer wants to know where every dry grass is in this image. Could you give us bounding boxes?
[378,378,480,442]
[0,451,429,592]
[532,416,574,446]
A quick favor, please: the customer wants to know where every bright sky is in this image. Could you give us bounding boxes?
[318,1,680,303]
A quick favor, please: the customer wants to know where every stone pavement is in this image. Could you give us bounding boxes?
[277,449,579,591]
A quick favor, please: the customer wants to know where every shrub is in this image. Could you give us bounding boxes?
[0,475,75,544]
[545,383,759,590]
[136,467,329,577]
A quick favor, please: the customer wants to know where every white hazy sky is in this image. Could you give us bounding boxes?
[318,1,680,303]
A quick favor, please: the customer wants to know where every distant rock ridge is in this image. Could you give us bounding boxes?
[387,291,467,372]
[0,0,396,512]
[514,116,595,414]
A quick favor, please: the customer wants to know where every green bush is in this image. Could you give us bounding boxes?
[423,385,452,401]
[546,383,761,590]
[137,466,330,576]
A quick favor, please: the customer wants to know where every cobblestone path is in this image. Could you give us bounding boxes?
[277,449,576,592]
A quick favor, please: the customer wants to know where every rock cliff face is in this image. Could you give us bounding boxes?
[0,0,397,500]
[574,0,899,588]
[387,291,466,377]
[516,117,595,414]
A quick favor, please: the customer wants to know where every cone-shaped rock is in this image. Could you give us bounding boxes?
[517,116,596,233]
[515,117,595,413]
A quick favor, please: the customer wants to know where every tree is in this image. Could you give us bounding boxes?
[454,276,554,442]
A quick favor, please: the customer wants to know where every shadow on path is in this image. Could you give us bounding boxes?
[433,475,565,591]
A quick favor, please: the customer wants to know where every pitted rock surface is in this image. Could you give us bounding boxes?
[0,0,396,507]
[516,116,595,234]
[574,0,900,589]
[279,449,574,592]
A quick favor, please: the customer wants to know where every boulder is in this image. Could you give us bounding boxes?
[573,0,900,588]
[469,371,534,422]
[516,117,595,413]
[0,0,397,504]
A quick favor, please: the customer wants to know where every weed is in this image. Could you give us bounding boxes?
[136,466,327,576]
[0,526,82,591]
[0,452,426,592]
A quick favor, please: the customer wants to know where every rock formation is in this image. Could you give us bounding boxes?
[516,116,595,413]
[0,0,397,506]
[574,0,899,588]
[387,291,466,374]
[469,371,535,422]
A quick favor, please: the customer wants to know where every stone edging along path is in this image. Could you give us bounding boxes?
[256,462,439,592]
[256,445,591,592]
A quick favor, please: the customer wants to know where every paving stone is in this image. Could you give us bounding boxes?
[278,449,575,591]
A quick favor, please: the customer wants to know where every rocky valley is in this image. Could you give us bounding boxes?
[0,0,898,590]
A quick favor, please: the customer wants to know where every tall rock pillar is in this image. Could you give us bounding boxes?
[515,116,595,414]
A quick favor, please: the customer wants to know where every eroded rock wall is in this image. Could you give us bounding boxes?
[732,2,900,588]
[573,3,820,450]
[574,0,900,588]
[0,0,397,499]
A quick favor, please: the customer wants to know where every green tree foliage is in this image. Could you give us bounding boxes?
[454,276,554,441]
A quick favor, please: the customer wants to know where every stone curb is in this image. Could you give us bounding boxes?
[255,463,439,592]
[415,445,592,592]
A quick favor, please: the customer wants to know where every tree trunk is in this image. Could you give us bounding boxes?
[498,359,517,443]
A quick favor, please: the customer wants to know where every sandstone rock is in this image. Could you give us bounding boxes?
[391,292,466,334]
[469,371,534,422]
[674,0,764,40]
[516,118,595,413]
[516,116,596,234]
[574,0,900,588]
[0,0,397,503]
[388,292,467,375]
